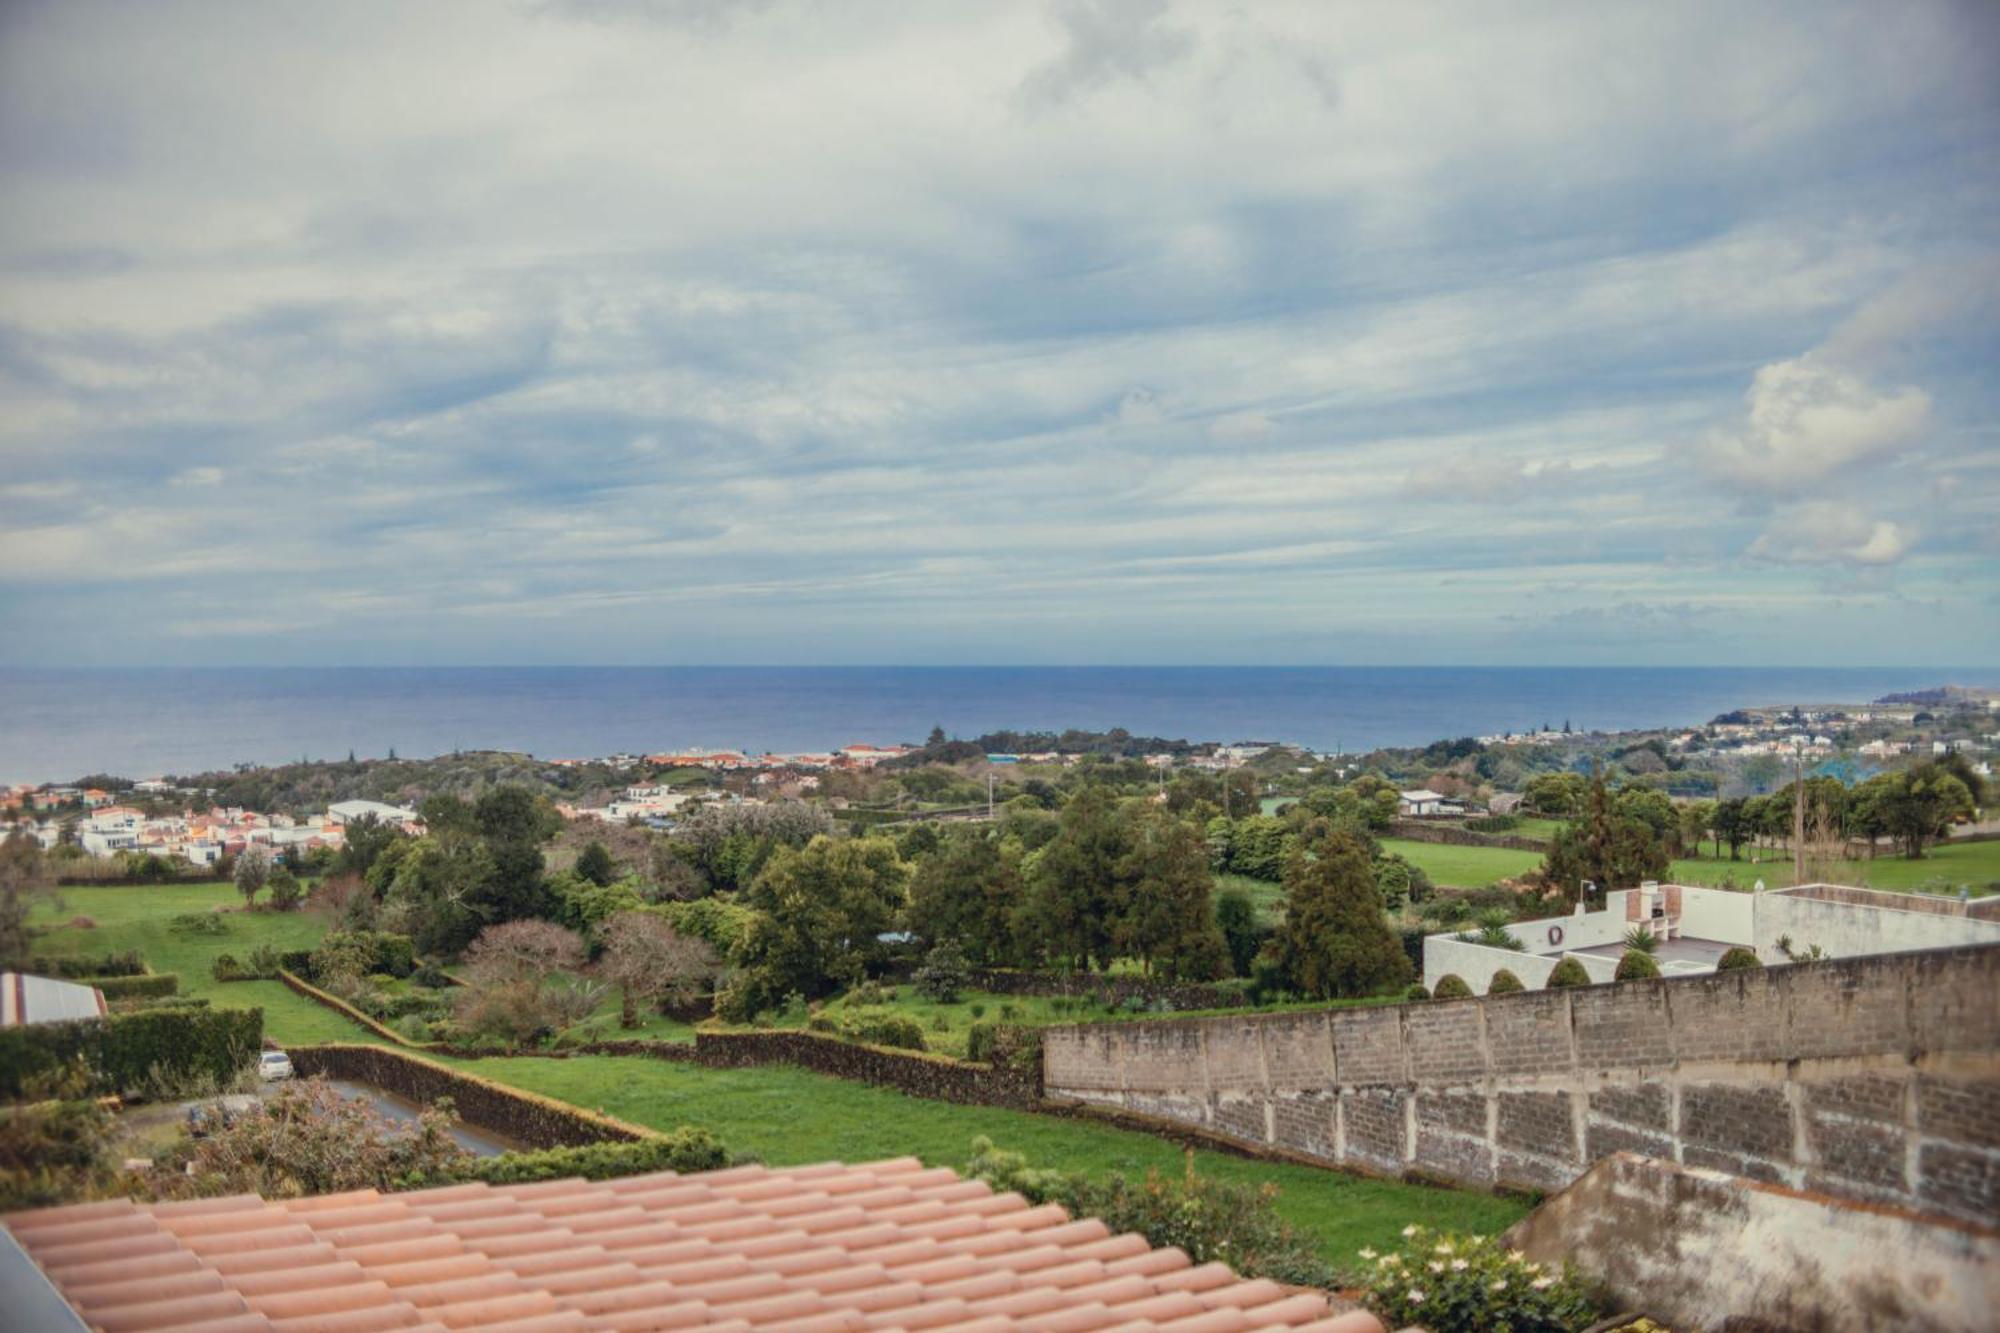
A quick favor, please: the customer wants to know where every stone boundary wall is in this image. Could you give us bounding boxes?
[1042,943,2000,1227]
[964,967,1248,1011]
[1384,819,1548,852]
[691,1030,1042,1109]
[289,1043,655,1146]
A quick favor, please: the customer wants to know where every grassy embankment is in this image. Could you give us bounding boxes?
[27,881,1529,1270]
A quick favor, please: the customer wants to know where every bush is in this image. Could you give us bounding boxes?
[0,1006,262,1099]
[1360,1225,1599,1333]
[409,961,452,989]
[1622,926,1660,955]
[967,1138,1333,1289]
[1716,946,1762,971]
[170,912,228,936]
[1432,974,1472,999]
[279,949,315,977]
[1404,982,1430,1002]
[912,940,970,1003]
[0,1094,120,1211]
[1487,969,1524,995]
[28,952,145,979]
[1465,814,1522,833]
[654,897,760,955]
[266,868,305,912]
[109,995,209,1014]
[400,1128,731,1190]
[1545,957,1591,988]
[82,972,177,1000]
[1615,950,1661,981]
[843,1013,927,1051]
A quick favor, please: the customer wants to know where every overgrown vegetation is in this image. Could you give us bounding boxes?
[1359,1224,1600,1332]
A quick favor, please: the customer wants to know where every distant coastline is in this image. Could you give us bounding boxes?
[2,665,1989,787]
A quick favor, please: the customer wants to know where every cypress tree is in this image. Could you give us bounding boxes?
[1272,829,1412,999]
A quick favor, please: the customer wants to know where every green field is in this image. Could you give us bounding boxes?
[1378,838,1543,888]
[1666,838,2000,896]
[25,881,1530,1270]
[441,1050,1527,1271]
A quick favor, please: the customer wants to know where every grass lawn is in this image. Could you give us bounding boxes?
[1667,838,2000,896]
[1378,839,1544,888]
[444,1050,1528,1274]
[26,881,384,1046]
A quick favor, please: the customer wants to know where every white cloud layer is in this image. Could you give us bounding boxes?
[0,0,1995,666]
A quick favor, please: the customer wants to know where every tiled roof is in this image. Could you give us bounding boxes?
[3,1157,1387,1333]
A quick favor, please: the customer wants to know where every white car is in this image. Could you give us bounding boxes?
[257,1050,295,1081]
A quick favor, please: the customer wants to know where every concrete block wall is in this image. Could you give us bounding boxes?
[1042,942,2000,1226]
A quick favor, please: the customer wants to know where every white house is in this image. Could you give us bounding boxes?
[1399,789,1448,817]
[327,799,419,827]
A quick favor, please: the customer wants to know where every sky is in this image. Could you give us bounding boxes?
[1,0,1996,668]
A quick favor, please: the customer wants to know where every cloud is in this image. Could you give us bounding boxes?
[1017,0,1196,108]
[1748,501,1911,567]
[1699,356,1929,493]
[0,1,1994,666]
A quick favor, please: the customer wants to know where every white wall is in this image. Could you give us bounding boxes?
[1679,886,1755,945]
[1756,894,2000,961]
[1506,892,1631,955]
[1423,936,1556,992]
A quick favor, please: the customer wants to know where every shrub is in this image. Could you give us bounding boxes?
[170,912,228,936]
[967,1138,1332,1289]
[109,995,209,1014]
[1466,814,1522,833]
[1487,969,1524,995]
[1615,949,1661,981]
[409,961,452,989]
[1545,957,1591,988]
[1360,1225,1599,1333]
[1716,946,1762,971]
[88,972,178,1000]
[1404,982,1430,1002]
[843,1013,926,1051]
[0,1006,262,1099]
[653,897,760,955]
[28,952,145,978]
[1432,974,1472,999]
[966,1023,1043,1069]
[0,1092,120,1211]
[1623,926,1660,955]
[969,1003,986,1019]
[400,1128,731,1190]
[912,940,970,1003]
[266,868,305,912]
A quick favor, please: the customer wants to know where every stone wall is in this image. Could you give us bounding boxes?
[1506,1152,2000,1333]
[1042,942,2000,1226]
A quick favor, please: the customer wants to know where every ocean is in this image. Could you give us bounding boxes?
[0,665,1984,786]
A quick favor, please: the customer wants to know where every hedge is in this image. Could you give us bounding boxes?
[397,1129,732,1190]
[287,1044,655,1147]
[0,1006,263,1099]
[692,1030,1041,1109]
[26,952,146,979]
[109,995,210,1014]
[963,968,1247,1012]
[86,973,179,1001]
[298,931,417,981]
[278,970,417,1046]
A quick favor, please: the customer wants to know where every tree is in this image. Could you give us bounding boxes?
[1022,786,1130,971]
[1214,887,1261,978]
[912,940,971,1003]
[1712,798,1751,860]
[470,787,559,923]
[1854,765,1974,859]
[1269,830,1411,1000]
[376,837,490,957]
[574,841,616,888]
[1680,800,1716,859]
[597,911,720,1028]
[0,833,53,970]
[266,867,304,912]
[905,829,1025,966]
[234,845,273,909]
[1116,809,1227,980]
[1522,772,1585,817]
[456,919,600,1043]
[332,814,405,880]
[733,835,909,1013]
[1538,772,1667,908]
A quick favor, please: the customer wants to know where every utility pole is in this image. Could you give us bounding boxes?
[1792,738,1806,886]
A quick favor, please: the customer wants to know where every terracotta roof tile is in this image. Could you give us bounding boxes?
[4,1159,1383,1333]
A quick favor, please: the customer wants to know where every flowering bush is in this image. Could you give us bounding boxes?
[1360,1225,1599,1333]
